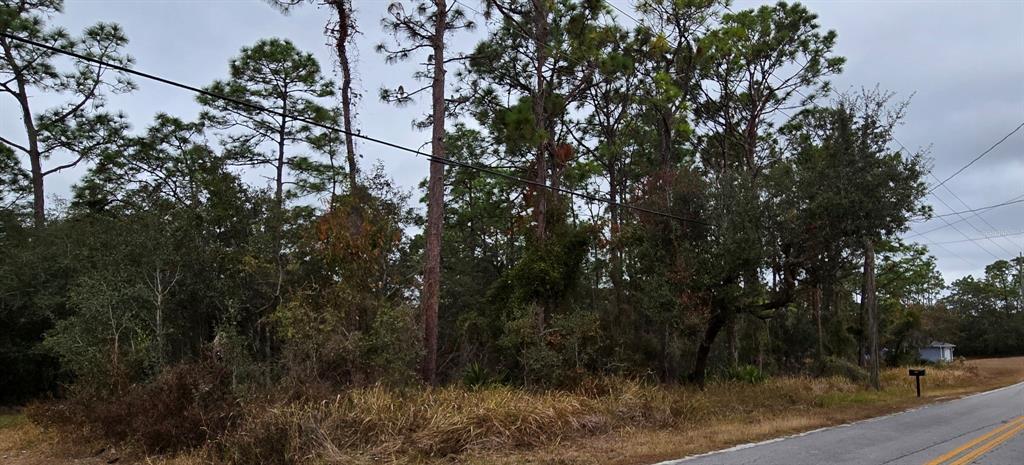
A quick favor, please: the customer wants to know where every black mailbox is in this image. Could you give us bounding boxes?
[909,368,926,397]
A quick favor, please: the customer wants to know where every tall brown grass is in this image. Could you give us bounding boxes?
[20,360,1015,465]
[209,375,867,464]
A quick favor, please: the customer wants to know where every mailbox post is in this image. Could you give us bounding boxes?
[909,368,926,397]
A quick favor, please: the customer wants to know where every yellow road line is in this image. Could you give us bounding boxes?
[947,420,1024,465]
[922,415,1024,465]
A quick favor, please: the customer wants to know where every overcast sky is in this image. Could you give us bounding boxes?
[3,0,1023,285]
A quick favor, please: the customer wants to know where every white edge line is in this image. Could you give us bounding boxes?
[653,380,1024,465]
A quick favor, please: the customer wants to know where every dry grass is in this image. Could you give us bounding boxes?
[0,414,40,451]
[473,358,1024,465]
[4,357,1023,465]
[215,376,866,464]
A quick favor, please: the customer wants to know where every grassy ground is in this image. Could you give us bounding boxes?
[464,358,1024,465]
[2,357,1023,465]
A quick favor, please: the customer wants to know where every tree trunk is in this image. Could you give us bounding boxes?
[658,109,673,172]
[531,0,549,246]
[5,44,44,226]
[688,309,730,387]
[757,319,768,370]
[813,285,824,363]
[331,0,359,193]
[608,168,625,330]
[863,239,880,390]
[154,267,165,368]
[858,285,866,368]
[276,113,287,213]
[726,319,738,369]
[274,107,287,299]
[661,325,671,381]
[530,0,550,333]
[420,0,447,385]
[28,136,44,226]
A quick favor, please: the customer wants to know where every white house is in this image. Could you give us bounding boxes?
[919,341,956,363]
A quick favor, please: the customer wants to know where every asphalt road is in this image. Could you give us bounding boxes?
[660,382,1024,465]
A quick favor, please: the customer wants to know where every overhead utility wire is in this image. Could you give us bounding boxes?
[928,194,1024,220]
[900,131,1023,250]
[906,121,1024,251]
[740,12,1019,251]
[604,1,641,24]
[935,181,1020,254]
[917,197,1001,261]
[926,121,1024,195]
[926,174,1010,258]
[600,2,1015,266]
[927,229,1024,246]
[909,214,981,240]
[0,32,710,227]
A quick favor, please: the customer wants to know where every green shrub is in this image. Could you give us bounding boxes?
[728,364,768,384]
[815,356,869,384]
[461,362,499,388]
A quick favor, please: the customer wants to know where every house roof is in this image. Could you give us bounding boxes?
[927,341,956,348]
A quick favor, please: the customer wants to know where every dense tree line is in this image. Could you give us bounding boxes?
[0,0,1016,405]
[931,257,1024,357]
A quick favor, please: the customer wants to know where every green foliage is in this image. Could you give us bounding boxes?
[1,0,951,416]
[43,269,154,391]
[507,226,592,305]
[815,356,869,384]
[275,167,419,386]
[726,364,768,384]
[0,217,65,402]
[359,303,422,386]
[0,144,30,211]
[198,38,340,205]
[461,362,502,388]
[0,0,135,222]
[941,257,1024,357]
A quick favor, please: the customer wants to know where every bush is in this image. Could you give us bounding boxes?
[727,365,768,384]
[28,356,239,452]
[125,359,239,451]
[215,404,300,465]
[815,356,869,384]
[461,362,501,388]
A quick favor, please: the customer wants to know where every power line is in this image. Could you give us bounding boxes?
[900,134,1022,253]
[0,31,711,227]
[927,193,1024,219]
[726,7,1003,262]
[912,120,1024,251]
[926,229,1024,246]
[918,190,1001,261]
[926,121,1024,195]
[929,177,1013,257]
[888,137,1015,261]
[887,132,1012,262]
[604,1,641,24]
[937,182,1020,253]
[908,214,973,239]
[907,192,1024,240]
[922,241,977,269]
